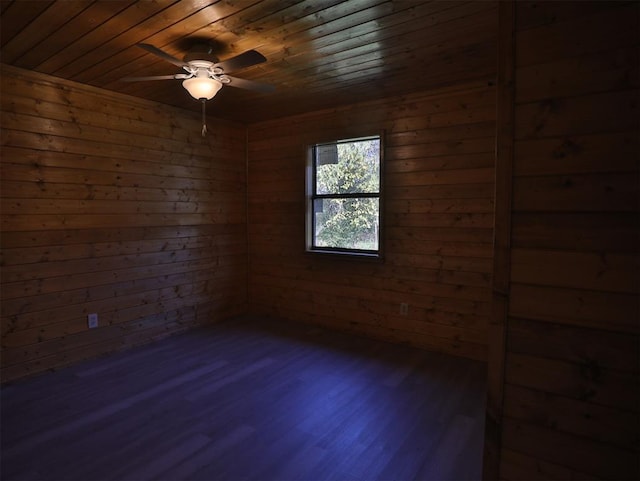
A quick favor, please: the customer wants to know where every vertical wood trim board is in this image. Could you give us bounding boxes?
[494,2,640,479]
[0,64,248,382]
[247,75,498,360]
[484,1,515,478]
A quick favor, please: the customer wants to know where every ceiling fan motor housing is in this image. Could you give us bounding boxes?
[183,44,219,64]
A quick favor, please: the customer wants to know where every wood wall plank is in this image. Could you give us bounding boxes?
[247,83,496,360]
[514,2,638,68]
[0,64,248,382]
[484,2,515,477]
[504,384,639,449]
[499,447,595,481]
[501,418,637,480]
[513,131,639,177]
[491,2,640,479]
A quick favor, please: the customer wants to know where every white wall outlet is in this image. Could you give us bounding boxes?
[400,303,409,316]
[87,313,98,329]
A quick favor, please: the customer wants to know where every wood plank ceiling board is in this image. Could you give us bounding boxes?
[0,0,498,123]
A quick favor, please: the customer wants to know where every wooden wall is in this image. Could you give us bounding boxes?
[0,65,248,382]
[490,2,640,479]
[246,79,496,361]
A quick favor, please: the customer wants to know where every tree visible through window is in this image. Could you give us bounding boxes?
[307,136,381,256]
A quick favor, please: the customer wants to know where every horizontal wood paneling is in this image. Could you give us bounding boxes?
[498,447,595,481]
[513,132,638,177]
[495,2,640,479]
[247,83,496,361]
[501,418,637,481]
[0,65,248,382]
[0,0,498,123]
[504,383,638,449]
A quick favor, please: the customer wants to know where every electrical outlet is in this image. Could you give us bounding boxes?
[87,313,98,329]
[400,303,409,316]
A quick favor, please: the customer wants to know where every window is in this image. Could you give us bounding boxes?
[306,135,382,257]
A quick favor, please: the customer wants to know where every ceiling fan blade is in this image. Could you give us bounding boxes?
[215,50,266,73]
[225,75,275,93]
[121,75,179,82]
[137,43,188,68]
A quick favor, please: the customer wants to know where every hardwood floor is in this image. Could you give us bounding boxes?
[1,317,487,481]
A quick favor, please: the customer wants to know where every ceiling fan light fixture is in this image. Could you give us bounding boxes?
[182,76,222,100]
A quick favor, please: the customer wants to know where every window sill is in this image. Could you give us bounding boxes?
[306,248,383,262]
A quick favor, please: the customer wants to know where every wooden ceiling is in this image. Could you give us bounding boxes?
[0,0,498,123]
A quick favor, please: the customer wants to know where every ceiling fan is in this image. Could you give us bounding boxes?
[123,42,274,135]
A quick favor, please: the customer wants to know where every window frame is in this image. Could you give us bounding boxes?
[305,133,384,259]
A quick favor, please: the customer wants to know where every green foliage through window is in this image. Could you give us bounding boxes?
[309,137,381,254]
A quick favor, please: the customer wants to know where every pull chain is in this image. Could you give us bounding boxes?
[201,99,207,137]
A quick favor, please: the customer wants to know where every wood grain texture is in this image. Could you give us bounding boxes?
[484,1,514,478]
[0,316,487,481]
[0,0,498,123]
[247,82,496,361]
[0,65,248,382]
[490,2,640,479]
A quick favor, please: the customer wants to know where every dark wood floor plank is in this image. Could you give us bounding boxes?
[1,316,486,481]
